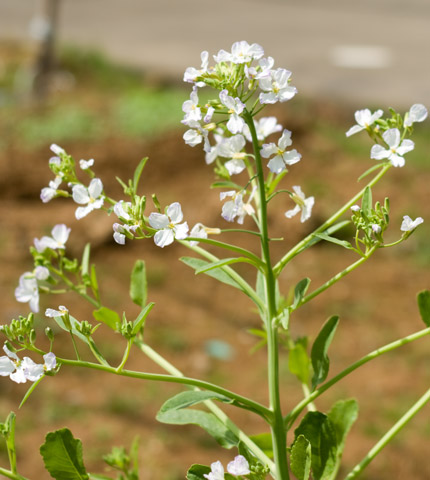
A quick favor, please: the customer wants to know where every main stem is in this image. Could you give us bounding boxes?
[245,111,289,480]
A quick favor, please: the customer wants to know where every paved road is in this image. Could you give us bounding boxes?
[1,0,429,108]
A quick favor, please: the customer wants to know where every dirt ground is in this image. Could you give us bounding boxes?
[0,102,430,480]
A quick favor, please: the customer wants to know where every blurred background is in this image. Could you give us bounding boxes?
[0,1,429,479]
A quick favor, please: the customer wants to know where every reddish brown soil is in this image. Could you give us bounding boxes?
[1,104,429,480]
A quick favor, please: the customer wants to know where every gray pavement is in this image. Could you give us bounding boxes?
[1,0,430,108]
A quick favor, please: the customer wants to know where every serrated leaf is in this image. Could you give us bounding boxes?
[289,343,310,384]
[187,464,211,480]
[131,302,154,336]
[327,399,358,451]
[362,186,372,216]
[158,391,233,413]
[130,260,147,308]
[294,412,337,480]
[180,257,242,290]
[293,278,311,309]
[417,290,430,327]
[290,434,311,480]
[314,233,353,250]
[40,428,89,480]
[156,408,237,448]
[92,307,121,331]
[311,316,339,391]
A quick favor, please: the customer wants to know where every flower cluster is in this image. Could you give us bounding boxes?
[0,345,56,384]
[204,455,250,480]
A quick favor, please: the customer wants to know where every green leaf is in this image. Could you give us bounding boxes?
[311,316,339,391]
[358,163,384,182]
[293,221,351,256]
[156,408,237,448]
[187,464,211,480]
[92,307,121,331]
[327,399,358,452]
[195,257,255,274]
[313,233,353,250]
[158,391,233,413]
[130,260,147,308]
[52,315,89,344]
[131,303,154,336]
[81,243,91,279]
[362,186,372,216]
[417,290,430,327]
[292,278,311,309]
[40,428,89,480]
[210,180,242,190]
[289,342,310,384]
[180,257,243,291]
[294,412,337,480]
[90,265,99,298]
[249,433,273,459]
[290,434,311,480]
[132,157,148,192]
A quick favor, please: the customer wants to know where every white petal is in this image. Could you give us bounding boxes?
[285,205,300,219]
[226,114,244,134]
[75,205,92,220]
[396,139,415,155]
[382,128,400,148]
[154,229,174,248]
[260,143,278,159]
[282,149,301,165]
[173,222,189,240]
[50,144,65,155]
[227,455,250,476]
[72,184,90,205]
[0,356,15,376]
[267,156,286,174]
[88,178,103,198]
[113,231,126,245]
[301,197,315,222]
[22,357,44,381]
[35,266,49,280]
[388,153,405,167]
[167,202,184,223]
[43,352,56,370]
[149,213,170,229]
[51,224,71,245]
[10,367,28,384]
[370,144,389,160]
[225,159,246,175]
[278,129,293,150]
[345,124,364,137]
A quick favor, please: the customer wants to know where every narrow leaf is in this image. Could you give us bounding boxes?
[294,220,351,255]
[417,290,430,327]
[130,260,147,308]
[293,278,311,309]
[90,265,99,298]
[40,428,89,480]
[180,257,242,290]
[92,307,121,331]
[159,391,233,414]
[131,303,154,336]
[211,180,242,190]
[81,244,91,279]
[358,163,384,182]
[289,343,310,384]
[290,434,311,480]
[314,233,353,250]
[132,157,148,192]
[311,316,339,390]
[156,409,237,448]
[361,186,372,216]
[195,257,255,274]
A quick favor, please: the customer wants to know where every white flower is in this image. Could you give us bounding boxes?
[370,128,414,167]
[371,224,382,234]
[182,87,202,124]
[227,455,250,476]
[0,346,56,384]
[189,223,221,246]
[261,129,301,174]
[351,205,360,212]
[72,178,104,219]
[45,305,69,318]
[34,266,50,280]
[184,51,210,86]
[79,158,95,170]
[40,176,62,203]
[114,201,132,221]
[219,90,245,134]
[220,189,255,224]
[50,144,65,156]
[243,116,282,143]
[404,104,428,127]
[345,109,383,137]
[218,134,247,175]
[148,202,189,248]
[245,56,274,81]
[15,272,39,313]
[34,224,71,252]
[259,68,297,104]
[183,120,211,152]
[205,130,225,165]
[112,223,138,245]
[204,461,225,480]
[400,215,424,232]
[230,40,264,64]
[285,186,314,223]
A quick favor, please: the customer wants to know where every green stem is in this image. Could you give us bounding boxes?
[245,110,290,480]
[56,356,272,420]
[345,387,430,479]
[299,247,377,307]
[116,339,132,372]
[136,341,277,477]
[273,164,391,276]
[285,327,430,428]
[0,468,28,480]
